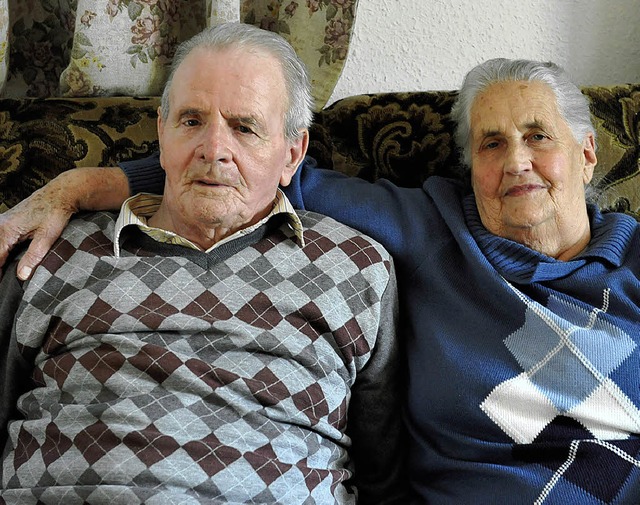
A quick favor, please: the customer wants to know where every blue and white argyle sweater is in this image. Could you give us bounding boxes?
[0,210,403,504]
[285,163,640,504]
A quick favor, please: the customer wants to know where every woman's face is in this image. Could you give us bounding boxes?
[469,80,597,259]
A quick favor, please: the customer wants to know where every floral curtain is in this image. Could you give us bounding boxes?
[0,0,358,110]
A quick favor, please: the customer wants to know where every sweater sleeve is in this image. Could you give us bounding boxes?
[285,157,429,262]
[347,260,408,504]
[119,151,165,196]
[0,261,30,451]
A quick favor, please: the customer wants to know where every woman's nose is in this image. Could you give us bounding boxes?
[504,142,532,175]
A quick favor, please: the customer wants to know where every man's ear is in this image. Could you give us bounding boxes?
[280,129,309,187]
[157,106,166,171]
[582,132,597,185]
[157,106,165,140]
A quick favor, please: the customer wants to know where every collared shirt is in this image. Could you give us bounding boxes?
[113,189,305,257]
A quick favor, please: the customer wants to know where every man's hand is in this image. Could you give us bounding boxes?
[0,166,130,280]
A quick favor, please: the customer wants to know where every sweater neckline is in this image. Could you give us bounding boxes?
[462,194,636,284]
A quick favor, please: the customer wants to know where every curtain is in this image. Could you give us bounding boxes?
[0,0,358,111]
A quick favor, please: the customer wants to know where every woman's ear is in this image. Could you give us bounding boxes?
[582,132,597,185]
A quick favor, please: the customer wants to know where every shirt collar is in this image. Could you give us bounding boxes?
[113,189,305,256]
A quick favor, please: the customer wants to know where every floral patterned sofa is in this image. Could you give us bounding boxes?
[0,85,639,221]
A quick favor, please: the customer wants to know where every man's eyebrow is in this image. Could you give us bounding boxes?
[234,115,260,126]
[176,107,204,119]
[223,109,258,122]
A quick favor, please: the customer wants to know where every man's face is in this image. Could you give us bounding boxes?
[469,80,596,255]
[153,46,307,247]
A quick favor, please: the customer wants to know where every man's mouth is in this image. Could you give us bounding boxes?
[195,178,225,187]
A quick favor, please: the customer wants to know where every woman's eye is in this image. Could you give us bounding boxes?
[483,140,500,150]
[528,133,548,143]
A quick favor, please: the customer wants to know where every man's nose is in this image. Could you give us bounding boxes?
[197,122,232,163]
[504,142,532,175]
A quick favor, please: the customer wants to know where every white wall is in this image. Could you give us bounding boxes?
[328,0,640,105]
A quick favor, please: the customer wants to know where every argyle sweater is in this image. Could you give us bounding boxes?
[0,209,404,504]
[119,154,640,504]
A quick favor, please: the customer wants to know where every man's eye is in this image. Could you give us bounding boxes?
[529,133,547,142]
[237,125,254,134]
[183,119,200,127]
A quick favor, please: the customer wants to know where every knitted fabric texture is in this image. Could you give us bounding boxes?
[286,165,640,504]
[1,210,398,504]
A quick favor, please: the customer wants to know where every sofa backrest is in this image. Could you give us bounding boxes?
[0,97,160,211]
[310,86,640,221]
[0,86,638,220]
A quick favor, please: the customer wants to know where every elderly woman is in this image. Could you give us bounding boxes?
[1,58,639,503]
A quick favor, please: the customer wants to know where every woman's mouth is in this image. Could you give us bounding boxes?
[504,184,545,197]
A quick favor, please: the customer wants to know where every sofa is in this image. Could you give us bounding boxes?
[0,85,639,221]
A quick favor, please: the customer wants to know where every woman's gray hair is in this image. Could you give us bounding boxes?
[450,58,596,170]
[160,22,314,142]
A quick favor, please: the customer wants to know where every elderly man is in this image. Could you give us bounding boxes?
[3,53,640,503]
[0,23,404,504]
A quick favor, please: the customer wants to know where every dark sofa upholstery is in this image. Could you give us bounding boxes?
[1,85,639,219]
